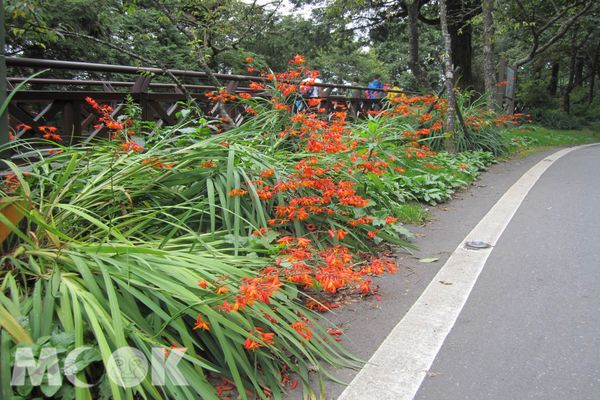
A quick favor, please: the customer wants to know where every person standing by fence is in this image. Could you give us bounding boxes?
[367,75,384,110]
[367,75,384,99]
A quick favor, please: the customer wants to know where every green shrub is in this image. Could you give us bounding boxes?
[528,108,586,130]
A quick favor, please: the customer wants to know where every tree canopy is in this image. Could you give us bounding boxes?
[4,0,600,119]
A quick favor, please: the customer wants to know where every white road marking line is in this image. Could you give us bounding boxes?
[338,144,598,400]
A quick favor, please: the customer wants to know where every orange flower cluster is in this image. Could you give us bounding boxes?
[404,142,436,159]
[228,188,248,197]
[272,100,291,111]
[38,125,62,142]
[141,157,174,169]
[244,106,258,115]
[193,314,210,331]
[205,89,237,103]
[463,113,531,131]
[356,159,389,175]
[289,54,306,65]
[85,97,144,152]
[273,234,398,296]
[266,169,370,225]
[85,97,126,133]
[248,81,265,91]
[243,327,275,351]
[238,273,282,306]
[200,160,216,168]
[120,142,144,152]
[290,320,312,341]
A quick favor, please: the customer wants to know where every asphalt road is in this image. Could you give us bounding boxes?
[414,144,600,399]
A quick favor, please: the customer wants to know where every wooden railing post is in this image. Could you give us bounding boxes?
[132,75,153,121]
[0,0,9,148]
[62,101,82,145]
[225,80,240,124]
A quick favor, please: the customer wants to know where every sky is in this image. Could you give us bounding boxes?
[241,0,318,18]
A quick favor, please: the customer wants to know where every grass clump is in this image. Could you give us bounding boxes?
[395,203,429,225]
[503,125,600,155]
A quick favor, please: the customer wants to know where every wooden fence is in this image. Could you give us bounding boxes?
[4,57,402,146]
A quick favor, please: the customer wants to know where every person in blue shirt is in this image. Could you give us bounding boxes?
[367,75,384,99]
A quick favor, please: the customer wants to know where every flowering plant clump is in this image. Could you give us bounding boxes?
[1,55,523,399]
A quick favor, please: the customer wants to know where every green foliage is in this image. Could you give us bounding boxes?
[0,139,357,399]
[0,73,510,397]
[528,108,587,130]
[518,78,558,109]
[503,126,600,153]
[397,151,496,205]
[395,204,430,225]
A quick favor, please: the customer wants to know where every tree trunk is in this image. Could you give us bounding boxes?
[482,0,496,110]
[447,0,473,88]
[405,0,430,89]
[563,33,578,114]
[574,56,585,87]
[439,0,456,153]
[589,41,600,104]
[548,62,559,96]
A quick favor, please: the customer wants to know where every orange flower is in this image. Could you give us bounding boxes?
[42,133,63,142]
[307,98,322,107]
[197,280,209,289]
[260,169,274,179]
[296,237,311,247]
[243,337,262,351]
[252,227,269,237]
[277,236,294,246]
[249,82,265,91]
[328,229,348,240]
[289,54,306,65]
[359,279,372,294]
[274,102,291,112]
[228,188,248,197]
[216,286,230,295]
[243,328,275,351]
[418,113,433,123]
[245,56,254,63]
[193,314,210,331]
[261,331,275,345]
[215,378,235,396]
[120,142,144,152]
[385,216,397,224]
[200,160,216,168]
[367,230,379,239]
[239,92,252,100]
[290,320,312,341]
[244,106,258,115]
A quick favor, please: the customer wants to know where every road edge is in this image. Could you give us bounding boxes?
[337,144,600,400]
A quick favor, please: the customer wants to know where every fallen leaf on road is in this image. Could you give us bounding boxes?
[418,257,439,263]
